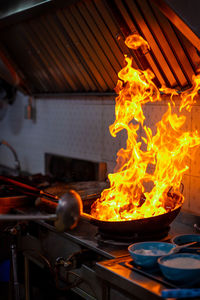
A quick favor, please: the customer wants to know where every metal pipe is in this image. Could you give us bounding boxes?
[0,140,21,174]
[11,243,20,300]
[24,256,30,300]
[0,189,82,231]
[34,92,116,98]
[0,214,57,221]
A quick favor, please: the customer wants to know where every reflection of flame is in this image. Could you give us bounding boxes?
[91,34,200,222]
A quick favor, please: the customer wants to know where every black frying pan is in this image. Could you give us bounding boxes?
[81,204,182,234]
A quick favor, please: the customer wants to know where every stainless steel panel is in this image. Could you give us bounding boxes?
[0,0,199,94]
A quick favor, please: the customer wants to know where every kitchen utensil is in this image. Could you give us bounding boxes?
[0,175,58,201]
[158,253,200,283]
[2,175,181,234]
[128,241,176,268]
[172,234,200,252]
[0,189,82,232]
[41,181,108,213]
[81,203,182,234]
[168,241,198,254]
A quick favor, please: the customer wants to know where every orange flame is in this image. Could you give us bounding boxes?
[91,34,200,221]
[180,73,200,112]
[125,34,150,52]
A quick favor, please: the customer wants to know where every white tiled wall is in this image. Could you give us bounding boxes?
[0,91,200,214]
[0,92,118,174]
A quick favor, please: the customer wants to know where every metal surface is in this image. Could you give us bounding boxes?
[0,213,57,221]
[0,0,199,94]
[16,207,128,259]
[16,207,197,260]
[34,92,116,98]
[94,212,199,300]
[24,256,30,300]
[55,189,82,231]
[16,207,199,300]
[152,0,200,51]
[0,141,21,175]
[0,190,82,231]
[45,154,108,183]
[42,181,108,206]
[96,257,165,300]
[0,0,51,20]
[11,243,20,300]
[0,175,59,200]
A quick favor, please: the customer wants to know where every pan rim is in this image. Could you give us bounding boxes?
[88,203,182,225]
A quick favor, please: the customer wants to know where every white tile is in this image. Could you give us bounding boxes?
[189,175,200,214]
[190,107,200,177]
[106,161,116,175]
[101,104,121,161]
[0,93,105,174]
[181,174,190,210]
[143,104,168,136]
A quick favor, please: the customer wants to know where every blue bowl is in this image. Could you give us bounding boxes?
[172,234,200,252]
[128,241,176,268]
[158,253,200,284]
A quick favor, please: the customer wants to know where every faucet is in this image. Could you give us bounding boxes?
[0,140,21,175]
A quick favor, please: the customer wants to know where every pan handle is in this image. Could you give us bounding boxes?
[35,200,94,222]
[37,199,94,224]
[0,175,58,201]
[81,212,96,224]
[35,197,58,210]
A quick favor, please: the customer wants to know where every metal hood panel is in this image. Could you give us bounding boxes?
[152,0,200,49]
[0,0,199,95]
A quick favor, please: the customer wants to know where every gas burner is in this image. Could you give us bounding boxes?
[96,227,171,247]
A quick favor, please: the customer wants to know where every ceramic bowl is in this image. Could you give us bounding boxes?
[128,241,176,268]
[172,234,200,253]
[158,253,200,284]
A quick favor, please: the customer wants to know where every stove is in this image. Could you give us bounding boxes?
[2,155,200,300]
[96,226,171,247]
[15,204,199,300]
[96,243,200,300]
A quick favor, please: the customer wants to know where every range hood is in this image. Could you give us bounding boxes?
[0,0,200,96]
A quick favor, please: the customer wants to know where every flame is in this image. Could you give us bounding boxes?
[91,34,200,221]
[180,73,200,112]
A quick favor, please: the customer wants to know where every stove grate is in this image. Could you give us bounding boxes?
[96,227,171,247]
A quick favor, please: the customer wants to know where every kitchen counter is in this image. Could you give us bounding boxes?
[12,206,200,300]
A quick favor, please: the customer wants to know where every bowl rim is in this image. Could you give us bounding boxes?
[172,234,200,249]
[128,241,176,256]
[158,253,200,270]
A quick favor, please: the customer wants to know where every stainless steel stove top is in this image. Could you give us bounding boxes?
[16,206,200,300]
[18,206,197,258]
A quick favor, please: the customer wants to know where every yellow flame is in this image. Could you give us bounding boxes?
[180,73,200,112]
[125,34,150,51]
[91,34,200,221]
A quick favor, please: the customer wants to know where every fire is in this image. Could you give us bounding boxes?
[91,34,200,222]
[180,73,200,112]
